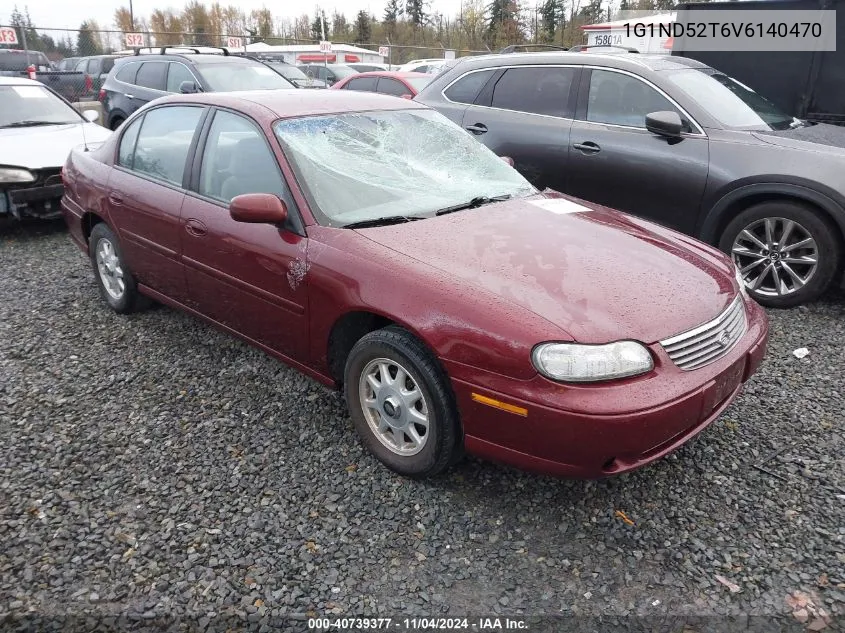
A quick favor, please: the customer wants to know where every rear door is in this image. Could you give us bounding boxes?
[432,68,497,126]
[132,61,168,108]
[460,65,580,192]
[566,68,709,232]
[107,105,206,300]
[180,108,309,361]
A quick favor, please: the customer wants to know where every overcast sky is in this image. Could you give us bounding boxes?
[4,0,468,30]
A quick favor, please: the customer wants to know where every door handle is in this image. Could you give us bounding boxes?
[124,93,134,99]
[108,193,123,206]
[465,123,488,135]
[573,141,601,154]
[185,218,207,237]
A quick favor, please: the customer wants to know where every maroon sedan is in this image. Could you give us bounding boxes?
[61,90,768,479]
[330,71,433,98]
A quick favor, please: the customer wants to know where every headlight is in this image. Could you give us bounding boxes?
[734,263,749,298]
[532,341,654,383]
[0,168,35,183]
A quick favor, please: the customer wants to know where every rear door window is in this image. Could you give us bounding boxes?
[135,62,167,91]
[115,62,139,84]
[344,77,377,91]
[129,106,204,186]
[444,69,495,104]
[491,66,577,118]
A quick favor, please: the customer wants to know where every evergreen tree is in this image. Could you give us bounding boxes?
[406,0,427,28]
[355,10,372,42]
[77,21,103,55]
[310,10,328,40]
[539,0,563,42]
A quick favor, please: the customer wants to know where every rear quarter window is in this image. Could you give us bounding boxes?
[115,62,139,84]
[443,69,495,104]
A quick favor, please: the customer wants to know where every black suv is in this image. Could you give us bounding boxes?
[100,47,295,130]
[417,51,845,307]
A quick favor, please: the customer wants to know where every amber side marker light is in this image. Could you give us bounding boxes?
[471,393,528,417]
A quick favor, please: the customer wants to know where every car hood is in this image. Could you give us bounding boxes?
[752,123,845,155]
[356,194,738,344]
[0,122,112,170]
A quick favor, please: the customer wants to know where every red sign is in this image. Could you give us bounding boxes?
[319,41,332,53]
[124,32,144,48]
[227,36,243,48]
[0,26,19,45]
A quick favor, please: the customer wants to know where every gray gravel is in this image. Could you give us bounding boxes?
[1,220,843,632]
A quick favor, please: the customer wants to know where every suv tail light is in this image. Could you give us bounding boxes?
[98,88,106,101]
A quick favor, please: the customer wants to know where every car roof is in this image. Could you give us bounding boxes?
[448,51,711,72]
[156,89,429,119]
[0,76,42,86]
[346,71,430,79]
[115,53,256,65]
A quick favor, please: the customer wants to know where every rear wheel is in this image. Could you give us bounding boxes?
[89,223,146,313]
[719,201,841,308]
[109,116,125,131]
[344,326,461,478]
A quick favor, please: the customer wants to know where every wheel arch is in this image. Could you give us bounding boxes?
[81,211,107,246]
[700,182,845,256]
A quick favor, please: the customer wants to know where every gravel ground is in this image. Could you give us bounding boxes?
[1,220,843,632]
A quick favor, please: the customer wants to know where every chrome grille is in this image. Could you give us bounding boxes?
[660,296,747,370]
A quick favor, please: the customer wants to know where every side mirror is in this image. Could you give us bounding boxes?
[179,80,199,94]
[82,109,99,123]
[230,193,288,224]
[500,156,515,167]
[645,111,684,138]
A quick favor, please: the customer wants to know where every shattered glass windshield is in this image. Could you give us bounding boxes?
[273,109,535,227]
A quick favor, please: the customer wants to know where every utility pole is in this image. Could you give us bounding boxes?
[129,0,135,30]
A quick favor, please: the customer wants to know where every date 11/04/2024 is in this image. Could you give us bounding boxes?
[308,617,529,631]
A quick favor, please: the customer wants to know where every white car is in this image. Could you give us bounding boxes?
[0,77,112,220]
[397,59,448,74]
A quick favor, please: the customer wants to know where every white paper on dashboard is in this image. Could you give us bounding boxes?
[528,198,591,215]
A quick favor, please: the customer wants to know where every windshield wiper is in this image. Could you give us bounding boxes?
[0,120,73,129]
[342,215,425,229]
[435,194,512,216]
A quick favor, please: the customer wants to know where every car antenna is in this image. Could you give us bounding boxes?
[81,113,91,152]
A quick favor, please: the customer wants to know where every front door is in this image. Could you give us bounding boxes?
[566,69,710,233]
[107,104,205,300]
[180,109,308,361]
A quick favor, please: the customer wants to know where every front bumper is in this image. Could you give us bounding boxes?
[2,171,64,219]
[446,298,769,478]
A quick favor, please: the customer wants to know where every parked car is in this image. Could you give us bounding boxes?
[61,90,767,479]
[0,77,111,220]
[258,60,327,88]
[398,58,448,74]
[347,63,391,73]
[298,63,358,86]
[332,71,433,98]
[0,49,87,102]
[55,57,81,71]
[70,55,123,101]
[100,48,296,130]
[417,51,845,307]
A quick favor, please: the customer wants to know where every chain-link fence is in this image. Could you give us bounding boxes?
[1,25,492,69]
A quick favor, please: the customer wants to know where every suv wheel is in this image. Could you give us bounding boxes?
[719,201,841,308]
[110,116,125,131]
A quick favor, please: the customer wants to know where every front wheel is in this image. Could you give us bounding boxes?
[719,201,842,308]
[344,326,461,478]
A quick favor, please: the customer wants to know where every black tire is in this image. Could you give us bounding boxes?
[719,201,842,308]
[344,326,461,478]
[89,223,146,314]
[110,116,125,131]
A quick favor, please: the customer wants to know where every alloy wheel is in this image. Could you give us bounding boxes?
[358,358,430,456]
[95,238,125,300]
[731,216,819,298]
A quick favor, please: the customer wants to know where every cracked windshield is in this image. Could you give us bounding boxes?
[274,109,535,227]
